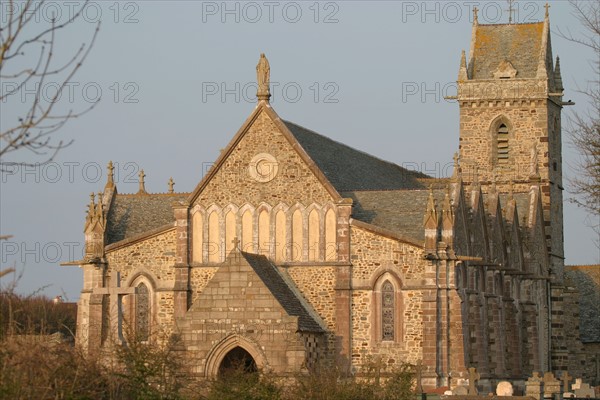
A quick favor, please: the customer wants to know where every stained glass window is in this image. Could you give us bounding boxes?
[382,281,394,341]
[136,283,150,341]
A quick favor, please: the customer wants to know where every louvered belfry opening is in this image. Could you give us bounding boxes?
[497,123,510,164]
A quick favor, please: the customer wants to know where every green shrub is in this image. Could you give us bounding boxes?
[200,368,282,400]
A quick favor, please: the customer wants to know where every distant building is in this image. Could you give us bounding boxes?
[67,9,597,390]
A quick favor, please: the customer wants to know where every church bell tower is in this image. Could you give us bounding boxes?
[456,5,566,282]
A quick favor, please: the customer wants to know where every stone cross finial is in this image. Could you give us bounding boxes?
[473,6,479,24]
[468,367,480,395]
[544,3,550,19]
[506,0,516,24]
[561,371,572,393]
[256,53,271,101]
[106,161,115,188]
[168,177,175,194]
[232,236,240,250]
[138,169,147,194]
[452,152,462,180]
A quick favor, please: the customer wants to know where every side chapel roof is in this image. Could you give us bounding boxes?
[106,193,189,244]
[241,252,325,333]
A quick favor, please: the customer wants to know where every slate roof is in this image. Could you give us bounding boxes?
[106,193,189,244]
[284,121,429,192]
[471,22,544,79]
[241,252,325,333]
[342,187,446,243]
[566,266,600,343]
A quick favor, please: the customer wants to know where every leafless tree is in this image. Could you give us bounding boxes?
[0,0,100,171]
[557,1,600,231]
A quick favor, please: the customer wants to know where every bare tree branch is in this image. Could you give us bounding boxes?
[0,0,100,171]
[557,1,600,234]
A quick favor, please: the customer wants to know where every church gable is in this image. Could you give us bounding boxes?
[191,106,339,209]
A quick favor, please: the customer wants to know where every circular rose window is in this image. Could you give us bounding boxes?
[249,153,278,183]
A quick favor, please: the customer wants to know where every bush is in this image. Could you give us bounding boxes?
[0,337,109,400]
[200,368,282,400]
[0,289,187,399]
[288,363,414,400]
[111,330,186,400]
[0,291,416,399]
[0,291,77,339]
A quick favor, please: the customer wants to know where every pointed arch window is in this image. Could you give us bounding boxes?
[381,281,395,341]
[136,282,150,341]
[372,274,403,344]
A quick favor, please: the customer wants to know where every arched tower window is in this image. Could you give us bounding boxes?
[136,282,150,341]
[381,280,395,341]
[497,123,510,165]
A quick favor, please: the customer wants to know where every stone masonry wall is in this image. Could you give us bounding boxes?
[190,267,219,307]
[105,229,178,332]
[286,265,337,362]
[349,225,426,371]
[459,97,550,185]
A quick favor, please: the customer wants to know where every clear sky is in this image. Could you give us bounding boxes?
[1,1,598,301]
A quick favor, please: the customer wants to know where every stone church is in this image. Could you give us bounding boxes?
[68,9,596,390]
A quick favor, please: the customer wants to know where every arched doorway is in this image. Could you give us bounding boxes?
[218,346,258,376]
[204,334,267,378]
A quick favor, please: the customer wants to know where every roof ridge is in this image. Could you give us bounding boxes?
[478,21,543,27]
[115,192,191,197]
